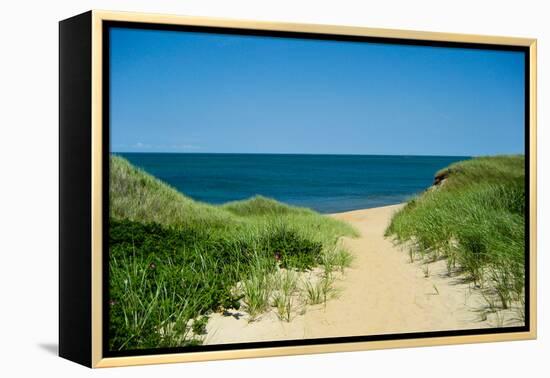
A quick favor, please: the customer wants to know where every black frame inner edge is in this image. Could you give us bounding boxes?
[101,20,531,358]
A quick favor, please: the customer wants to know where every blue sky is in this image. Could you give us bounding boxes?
[110,27,525,156]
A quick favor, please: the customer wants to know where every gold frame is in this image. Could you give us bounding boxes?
[89,9,537,368]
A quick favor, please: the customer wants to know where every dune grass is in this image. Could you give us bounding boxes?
[110,155,234,228]
[108,156,356,350]
[386,155,525,317]
[271,270,299,322]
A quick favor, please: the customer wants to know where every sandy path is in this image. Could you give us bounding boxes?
[204,204,497,345]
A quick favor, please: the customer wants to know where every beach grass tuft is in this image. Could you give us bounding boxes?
[303,274,337,306]
[271,269,299,322]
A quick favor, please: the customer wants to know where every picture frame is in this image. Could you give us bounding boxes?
[59,10,537,368]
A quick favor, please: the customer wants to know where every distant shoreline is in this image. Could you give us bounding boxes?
[327,202,406,216]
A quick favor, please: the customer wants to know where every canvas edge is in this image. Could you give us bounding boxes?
[88,9,538,368]
[58,10,93,368]
[528,40,537,340]
[91,10,103,368]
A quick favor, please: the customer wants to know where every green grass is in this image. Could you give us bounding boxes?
[386,155,525,313]
[239,261,273,320]
[303,274,337,306]
[272,270,299,322]
[109,156,356,350]
[110,155,234,228]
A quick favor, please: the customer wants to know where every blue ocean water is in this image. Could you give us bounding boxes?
[116,153,468,214]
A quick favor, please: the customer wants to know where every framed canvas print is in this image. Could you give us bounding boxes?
[59,10,537,368]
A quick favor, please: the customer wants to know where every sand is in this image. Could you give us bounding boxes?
[204,204,520,345]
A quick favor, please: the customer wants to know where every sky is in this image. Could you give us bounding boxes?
[110,27,525,156]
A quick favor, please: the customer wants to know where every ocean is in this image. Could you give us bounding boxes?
[116,153,468,214]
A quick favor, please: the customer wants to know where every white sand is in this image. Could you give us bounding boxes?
[204,204,522,345]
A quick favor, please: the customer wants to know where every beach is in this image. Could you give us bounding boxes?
[204,203,517,345]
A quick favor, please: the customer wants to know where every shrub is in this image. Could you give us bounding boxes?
[261,226,323,270]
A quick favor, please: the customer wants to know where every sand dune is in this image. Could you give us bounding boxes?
[204,204,516,345]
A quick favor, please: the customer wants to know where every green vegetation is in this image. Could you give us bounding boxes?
[272,270,299,322]
[303,274,337,306]
[109,156,357,350]
[386,156,525,318]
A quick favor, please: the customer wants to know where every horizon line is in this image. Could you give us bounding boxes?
[110,151,524,158]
